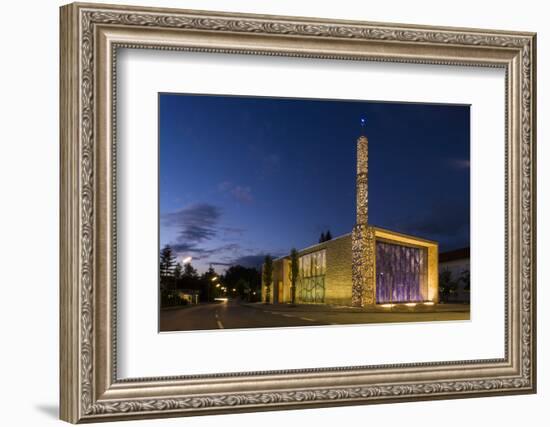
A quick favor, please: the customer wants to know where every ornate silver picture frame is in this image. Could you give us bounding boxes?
[60,2,536,423]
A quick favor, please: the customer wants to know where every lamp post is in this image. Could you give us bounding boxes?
[210,275,218,302]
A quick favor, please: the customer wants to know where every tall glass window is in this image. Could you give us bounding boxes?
[375,241,428,303]
[298,250,326,303]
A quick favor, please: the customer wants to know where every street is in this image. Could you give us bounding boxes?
[160,299,470,332]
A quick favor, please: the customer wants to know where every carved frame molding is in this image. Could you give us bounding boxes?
[60,2,536,423]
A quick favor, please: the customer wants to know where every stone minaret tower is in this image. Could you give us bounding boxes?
[351,118,376,307]
[355,121,369,225]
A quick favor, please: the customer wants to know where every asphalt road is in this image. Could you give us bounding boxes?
[160,299,470,332]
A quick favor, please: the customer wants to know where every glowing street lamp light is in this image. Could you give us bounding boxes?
[211,276,218,282]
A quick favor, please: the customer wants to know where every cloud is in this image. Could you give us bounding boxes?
[218,181,253,204]
[162,203,282,270]
[162,203,221,243]
[227,249,286,269]
[229,254,271,269]
[170,242,241,261]
[219,226,245,240]
[162,203,255,269]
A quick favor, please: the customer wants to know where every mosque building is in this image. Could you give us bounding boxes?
[262,119,439,308]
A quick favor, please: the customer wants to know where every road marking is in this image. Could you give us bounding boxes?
[216,320,224,329]
[299,317,315,322]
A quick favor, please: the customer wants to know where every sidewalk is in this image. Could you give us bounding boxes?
[240,301,470,314]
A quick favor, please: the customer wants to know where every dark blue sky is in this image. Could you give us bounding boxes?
[159,93,470,273]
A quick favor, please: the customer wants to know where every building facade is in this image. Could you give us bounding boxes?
[262,122,439,307]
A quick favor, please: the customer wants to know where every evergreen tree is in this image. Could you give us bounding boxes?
[289,248,299,305]
[262,255,273,304]
[325,230,332,241]
[174,263,182,279]
[319,232,326,243]
[159,245,176,290]
[439,269,458,303]
[459,269,470,292]
[183,263,198,278]
[173,262,183,289]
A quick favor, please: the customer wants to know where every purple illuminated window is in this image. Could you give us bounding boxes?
[376,241,428,303]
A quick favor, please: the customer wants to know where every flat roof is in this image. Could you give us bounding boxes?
[273,233,351,261]
[274,224,437,261]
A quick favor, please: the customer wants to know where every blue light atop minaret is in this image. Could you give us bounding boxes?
[360,117,367,135]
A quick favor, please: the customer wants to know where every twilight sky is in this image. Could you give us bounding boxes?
[159,93,470,273]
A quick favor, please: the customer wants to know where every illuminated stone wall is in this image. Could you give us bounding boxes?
[355,136,369,225]
[324,235,353,305]
[270,258,290,303]
[351,134,377,307]
[427,245,439,303]
[351,224,376,306]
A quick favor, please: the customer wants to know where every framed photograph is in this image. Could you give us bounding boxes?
[60,2,537,423]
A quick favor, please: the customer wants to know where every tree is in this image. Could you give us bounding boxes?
[262,255,273,304]
[439,269,458,303]
[159,245,176,290]
[289,248,299,305]
[173,262,183,289]
[183,263,198,279]
[223,265,261,301]
[459,269,470,292]
[318,230,332,243]
[199,266,217,301]
[458,269,470,304]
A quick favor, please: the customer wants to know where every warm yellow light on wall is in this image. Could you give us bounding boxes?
[380,303,395,308]
[423,301,435,306]
[405,303,417,307]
